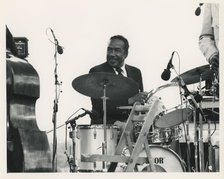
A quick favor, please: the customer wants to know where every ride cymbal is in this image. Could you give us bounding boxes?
[171,65,213,85]
[72,72,139,100]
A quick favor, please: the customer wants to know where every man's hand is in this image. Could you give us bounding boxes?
[128,92,148,105]
[113,121,126,132]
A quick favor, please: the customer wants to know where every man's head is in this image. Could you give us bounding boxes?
[106,35,129,68]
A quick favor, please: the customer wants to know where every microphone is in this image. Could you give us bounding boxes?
[195,3,204,16]
[50,28,64,54]
[81,108,93,115]
[57,45,63,54]
[66,108,92,124]
[161,52,174,81]
[178,77,202,103]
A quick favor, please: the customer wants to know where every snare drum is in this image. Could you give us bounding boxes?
[148,126,182,143]
[76,125,118,171]
[121,145,186,172]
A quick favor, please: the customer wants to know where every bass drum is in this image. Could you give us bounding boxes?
[120,145,186,172]
[75,125,118,172]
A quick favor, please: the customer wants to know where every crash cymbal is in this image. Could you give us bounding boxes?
[171,65,213,85]
[72,72,139,100]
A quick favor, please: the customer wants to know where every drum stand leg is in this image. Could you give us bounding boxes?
[206,73,219,172]
[207,119,215,172]
[185,119,192,172]
[66,121,78,172]
[198,76,205,172]
[193,109,199,172]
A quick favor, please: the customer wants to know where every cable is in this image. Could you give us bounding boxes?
[46,108,83,134]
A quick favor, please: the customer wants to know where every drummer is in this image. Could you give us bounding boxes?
[89,35,148,126]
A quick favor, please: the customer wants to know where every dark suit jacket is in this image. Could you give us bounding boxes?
[89,62,143,124]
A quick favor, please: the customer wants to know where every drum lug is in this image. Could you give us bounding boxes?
[76,129,80,139]
[93,126,97,139]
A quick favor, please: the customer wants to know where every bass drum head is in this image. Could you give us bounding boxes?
[139,145,186,172]
[121,145,186,172]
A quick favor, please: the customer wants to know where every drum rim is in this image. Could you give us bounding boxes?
[149,145,186,172]
[124,144,186,172]
[147,82,179,100]
[77,124,119,129]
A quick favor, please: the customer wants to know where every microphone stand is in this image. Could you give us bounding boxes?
[172,68,192,172]
[66,118,78,172]
[51,38,62,172]
[175,74,206,172]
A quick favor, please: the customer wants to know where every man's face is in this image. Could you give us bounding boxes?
[107,39,127,68]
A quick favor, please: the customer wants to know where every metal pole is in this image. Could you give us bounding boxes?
[102,84,108,170]
[198,76,205,172]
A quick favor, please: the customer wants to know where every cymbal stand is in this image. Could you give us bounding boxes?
[193,108,199,172]
[185,118,192,172]
[207,72,217,172]
[198,76,205,172]
[101,82,109,170]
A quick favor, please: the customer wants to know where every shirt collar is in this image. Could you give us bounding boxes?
[113,64,127,76]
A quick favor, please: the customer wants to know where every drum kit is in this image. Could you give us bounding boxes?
[66,65,219,172]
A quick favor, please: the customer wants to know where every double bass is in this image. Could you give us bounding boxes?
[6,27,52,172]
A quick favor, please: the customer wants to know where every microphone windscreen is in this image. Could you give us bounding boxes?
[195,7,201,16]
[161,69,171,81]
[57,46,63,54]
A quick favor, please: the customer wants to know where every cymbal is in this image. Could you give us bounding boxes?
[72,72,139,100]
[154,108,192,128]
[171,65,213,85]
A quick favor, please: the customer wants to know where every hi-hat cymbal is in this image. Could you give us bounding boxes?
[72,72,139,100]
[171,65,213,85]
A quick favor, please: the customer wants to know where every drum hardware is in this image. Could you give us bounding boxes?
[172,65,219,172]
[184,119,191,172]
[107,97,167,172]
[72,72,139,171]
[102,82,108,170]
[65,114,79,172]
[197,76,205,172]
[80,99,162,172]
[206,73,218,172]
[193,108,199,172]
[170,64,211,172]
